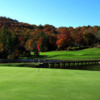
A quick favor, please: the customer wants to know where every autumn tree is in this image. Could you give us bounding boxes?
[0,28,19,58]
[75,32,85,46]
[0,17,100,52]
[56,29,73,49]
[83,32,96,46]
[37,32,50,52]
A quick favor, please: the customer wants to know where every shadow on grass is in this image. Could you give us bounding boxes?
[20,55,47,59]
[46,54,74,58]
[0,63,40,68]
[66,65,100,71]
[0,63,100,71]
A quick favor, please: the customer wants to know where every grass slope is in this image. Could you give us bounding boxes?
[40,48,100,60]
[0,65,100,100]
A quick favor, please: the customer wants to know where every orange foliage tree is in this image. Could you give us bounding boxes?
[56,29,73,49]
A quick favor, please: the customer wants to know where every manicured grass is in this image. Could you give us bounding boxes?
[0,64,100,100]
[0,63,39,68]
[40,48,100,60]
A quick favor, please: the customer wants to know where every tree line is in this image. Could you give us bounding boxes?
[0,17,100,59]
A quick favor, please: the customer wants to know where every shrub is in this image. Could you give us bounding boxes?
[67,46,71,51]
[7,55,16,59]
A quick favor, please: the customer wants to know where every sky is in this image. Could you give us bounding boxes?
[0,0,100,28]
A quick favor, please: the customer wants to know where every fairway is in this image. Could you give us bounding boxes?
[0,65,100,100]
[40,48,100,60]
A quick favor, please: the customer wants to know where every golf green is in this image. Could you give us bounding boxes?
[0,65,100,100]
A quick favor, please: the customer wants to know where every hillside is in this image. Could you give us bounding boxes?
[0,17,100,59]
[40,48,100,60]
[0,17,35,30]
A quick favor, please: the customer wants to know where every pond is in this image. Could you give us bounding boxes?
[66,64,100,71]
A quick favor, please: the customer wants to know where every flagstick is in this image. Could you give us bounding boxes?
[38,59,40,72]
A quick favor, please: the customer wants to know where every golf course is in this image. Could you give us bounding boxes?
[0,48,100,100]
[1,1,100,100]
[40,48,100,60]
